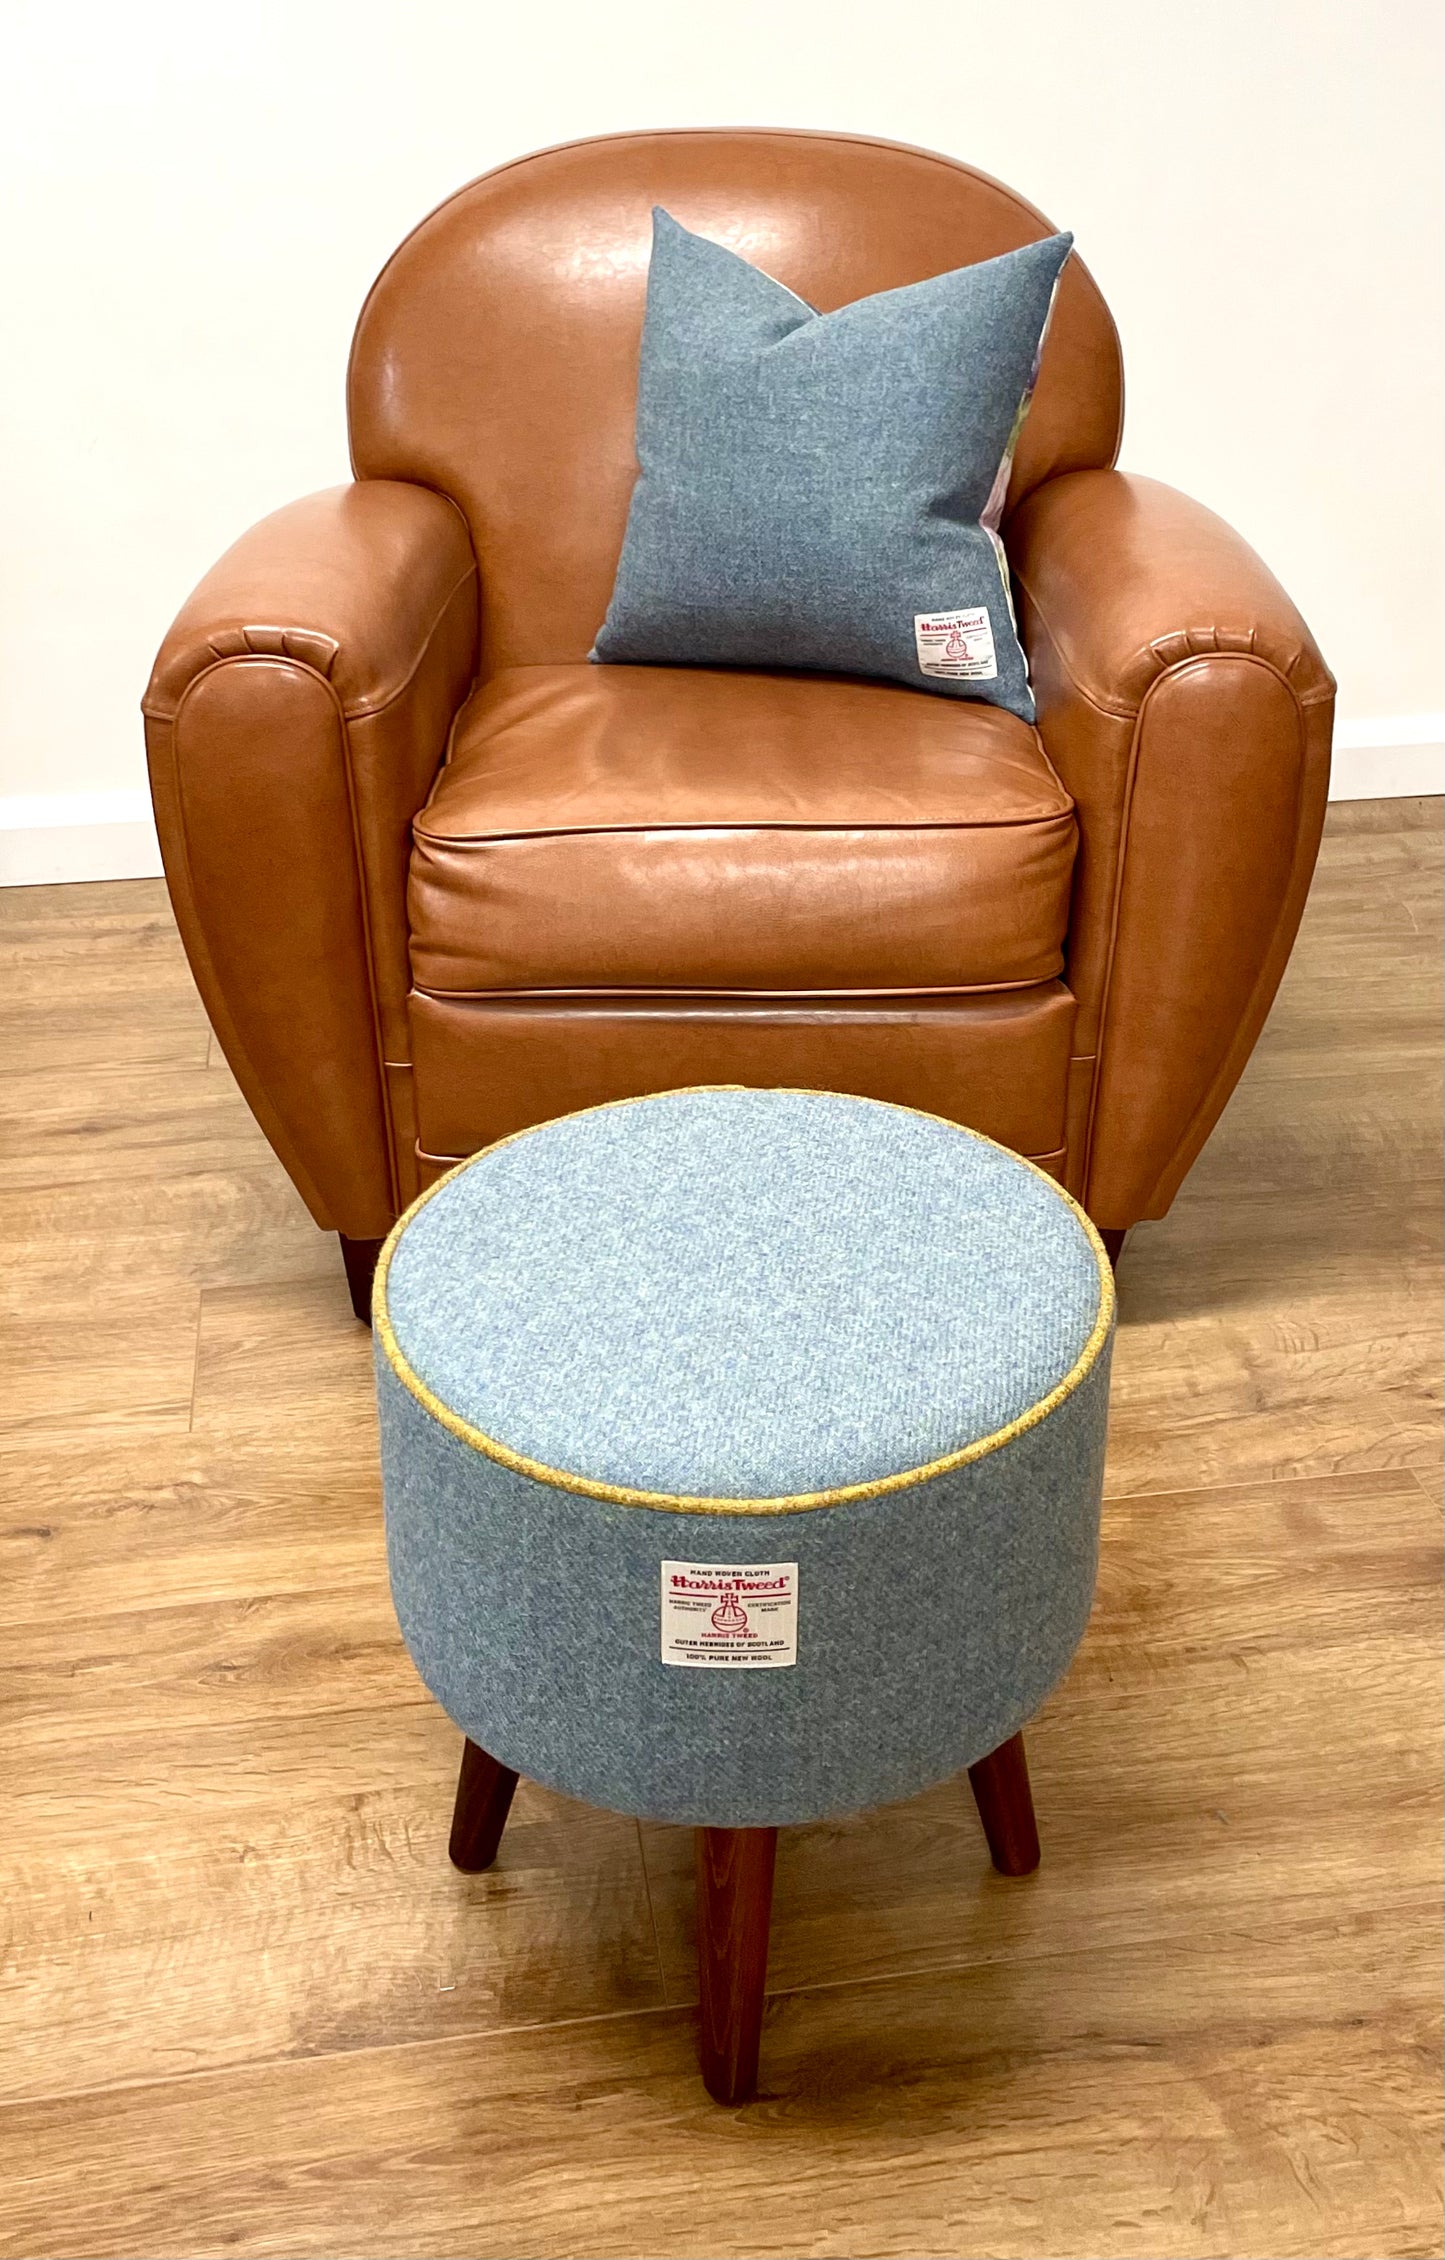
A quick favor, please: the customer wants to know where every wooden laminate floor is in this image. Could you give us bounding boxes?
[0,798,1440,2260]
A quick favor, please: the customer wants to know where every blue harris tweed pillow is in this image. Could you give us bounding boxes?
[592,209,1074,723]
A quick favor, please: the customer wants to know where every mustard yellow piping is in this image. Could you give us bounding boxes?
[373,1087,1115,1517]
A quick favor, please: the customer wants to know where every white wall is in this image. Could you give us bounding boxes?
[2,0,1441,878]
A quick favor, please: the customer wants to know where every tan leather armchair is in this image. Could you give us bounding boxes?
[143,130,1334,1319]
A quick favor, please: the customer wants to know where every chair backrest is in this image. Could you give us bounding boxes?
[348,129,1123,679]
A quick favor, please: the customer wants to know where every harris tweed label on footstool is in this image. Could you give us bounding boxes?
[660,1562,799,1668]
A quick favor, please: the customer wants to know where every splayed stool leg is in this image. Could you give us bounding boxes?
[449,1739,520,1872]
[695,1825,777,2103]
[967,1730,1041,1875]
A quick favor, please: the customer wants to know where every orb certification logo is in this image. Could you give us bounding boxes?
[709,1590,750,1635]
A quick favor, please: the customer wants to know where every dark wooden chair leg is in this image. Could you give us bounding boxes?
[695,1825,777,2104]
[967,1730,1041,1876]
[339,1234,385,1326]
[448,1738,519,1872]
[1097,1226,1127,1272]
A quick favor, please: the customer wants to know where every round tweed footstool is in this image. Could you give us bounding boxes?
[372,1086,1114,2102]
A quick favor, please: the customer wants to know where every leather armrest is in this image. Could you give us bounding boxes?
[143,482,476,721]
[143,483,479,1234]
[1008,470,1334,1225]
[1009,470,1333,717]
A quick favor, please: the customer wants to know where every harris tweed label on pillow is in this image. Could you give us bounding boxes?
[914,606,999,681]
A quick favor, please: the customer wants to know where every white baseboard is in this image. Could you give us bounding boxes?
[1328,713,1444,802]
[2,717,1441,885]
[0,791,163,885]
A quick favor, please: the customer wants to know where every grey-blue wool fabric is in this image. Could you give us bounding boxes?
[592,211,1074,723]
[374,1088,1114,1829]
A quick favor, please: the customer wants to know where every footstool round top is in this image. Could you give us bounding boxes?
[376,1087,1112,1510]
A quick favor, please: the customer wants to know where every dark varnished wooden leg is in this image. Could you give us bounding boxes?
[339,1234,385,1326]
[448,1739,519,1872]
[967,1730,1041,1876]
[1097,1226,1128,1272]
[695,1826,777,2103]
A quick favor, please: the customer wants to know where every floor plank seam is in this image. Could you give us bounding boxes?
[634,1816,673,2009]
[4,1880,1430,2121]
[0,1993,695,2118]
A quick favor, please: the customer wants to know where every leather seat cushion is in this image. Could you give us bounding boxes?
[408,665,1076,994]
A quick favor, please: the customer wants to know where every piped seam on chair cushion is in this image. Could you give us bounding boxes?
[412,809,1075,845]
[408,977,1068,1000]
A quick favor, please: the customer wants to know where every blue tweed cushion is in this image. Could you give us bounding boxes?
[375,1089,1114,1828]
[591,210,1074,723]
